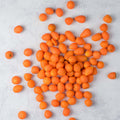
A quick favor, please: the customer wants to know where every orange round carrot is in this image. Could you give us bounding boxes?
[75,15,86,23]
[5,51,13,59]
[14,25,23,33]
[39,13,47,21]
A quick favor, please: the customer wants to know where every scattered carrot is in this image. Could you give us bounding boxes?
[65,31,76,42]
[103,15,112,23]
[31,66,40,74]
[36,94,44,102]
[45,8,54,15]
[56,8,64,17]
[42,33,51,41]
[51,99,60,107]
[65,17,74,25]
[48,24,56,32]
[93,51,101,59]
[14,25,23,33]
[40,42,48,52]
[76,37,85,45]
[100,48,108,55]
[61,100,69,108]
[102,31,109,41]
[39,101,47,109]
[12,76,21,84]
[39,13,47,21]
[80,28,91,38]
[18,111,27,119]
[100,41,108,48]
[69,117,76,120]
[68,97,76,105]
[58,34,66,43]
[92,33,102,41]
[83,91,92,99]
[67,0,75,9]
[63,108,70,116]
[44,110,52,119]
[75,15,86,23]
[108,72,116,79]
[23,59,31,67]
[27,80,35,88]
[97,61,104,69]
[100,23,108,31]
[24,73,32,81]
[84,99,92,107]
[107,44,115,52]
[24,48,33,56]
[34,86,42,94]
[5,51,13,59]
[75,91,83,99]
[13,85,23,93]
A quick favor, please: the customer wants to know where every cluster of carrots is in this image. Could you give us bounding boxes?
[5,0,117,120]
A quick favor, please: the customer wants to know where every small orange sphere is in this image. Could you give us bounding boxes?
[66,90,74,98]
[24,73,32,81]
[55,93,65,101]
[37,70,45,79]
[61,100,69,108]
[103,15,112,23]
[34,86,42,94]
[44,110,52,119]
[84,99,93,107]
[39,13,47,21]
[39,101,47,109]
[67,0,75,9]
[56,8,64,17]
[12,76,21,84]
[27,80,35,88]
[40,42,48,52]
[41,84,49,92]
[75,91,83,99]
[23,59,31,67]
[100,48,108,55]
[69,117,76,120]
[63,108,70,116]
[100,23,108,31]
[13,85,23,93]
[51,99,60,107]
[24,48,33,56]
[82,83,90,89]
[75,15,86,23]
[65,83,73,91]
[49,84,57,92]
[65,17,73,25]
[36,94,44,102]
[48,24,56,32]
[31,66,40,74]
[58,68,66,76]
[108,72,116,79]
[5,51,13,59]
[83,91,92,99]
[97,61,104,69]
[45,8,54,15]
[107,44,115,52]
[89,58,97,66]
[68,97,76,105]
[18,111,27,119]
[93,51,101,59]
[14,25,23,33]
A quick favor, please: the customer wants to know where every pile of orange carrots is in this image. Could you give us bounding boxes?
[5,0,116,119]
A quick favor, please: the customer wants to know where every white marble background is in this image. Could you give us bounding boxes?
[0,0,120,120]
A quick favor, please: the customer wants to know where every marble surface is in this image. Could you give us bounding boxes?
[0,0,120,120]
